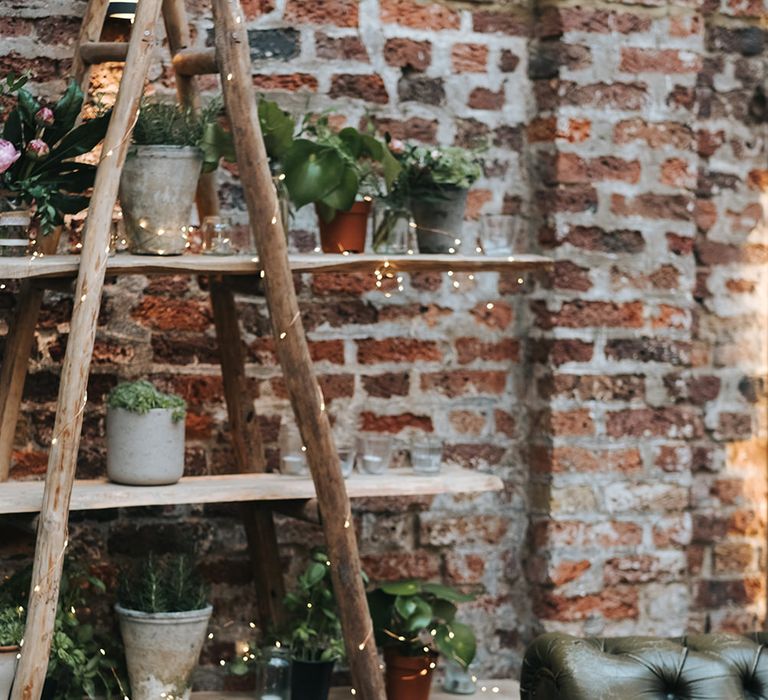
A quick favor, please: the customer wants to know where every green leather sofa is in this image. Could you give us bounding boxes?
[521,632,768,699]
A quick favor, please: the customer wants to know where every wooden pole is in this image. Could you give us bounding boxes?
[211,2,386,697]
[71,0,111,93]
[10,1,163,697]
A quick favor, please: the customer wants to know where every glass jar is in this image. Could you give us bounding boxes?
[357,434,393,475]
[410,437,443,475]
[201,215,235,255]
[372,202,413,254]
[256,646,291,700]
[279,422,308,476]
[442,659,477,695]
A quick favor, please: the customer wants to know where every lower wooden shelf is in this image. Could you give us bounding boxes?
[192,679,520,698]
[0,467,502,515]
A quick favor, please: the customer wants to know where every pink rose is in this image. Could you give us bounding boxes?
[0,139,20,174]
[26,139,50,159]
[389,138,405,154]
[35,107,55,127]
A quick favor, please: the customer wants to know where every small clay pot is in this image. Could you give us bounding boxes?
[317,201,371,253]
[291,659,335,700]
[384,647,437,700]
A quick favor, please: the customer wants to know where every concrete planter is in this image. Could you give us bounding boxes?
[119,145,203,255]
[107,407,185,486]
[410,186,468,254]
[116,604,212,700]
[0,647,18,700]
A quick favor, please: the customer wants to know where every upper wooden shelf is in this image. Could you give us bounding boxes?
[0,252,552,280]
[0,467,502,515]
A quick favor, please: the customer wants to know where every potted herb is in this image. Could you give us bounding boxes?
[106,380,187,485]
[116,553,211,700]
[284,551,344,700]
[119,98,232,255]
[278,113,399,253]
[0,606,23,699]
[0,73,110,256]
[395,144,482,254]
[368,581,476,700]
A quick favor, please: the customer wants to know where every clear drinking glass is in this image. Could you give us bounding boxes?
[337,444,356,478]
[357,434,393,475]
[478,215,527,256]
[201,215,235,255]
[279,422,308,476]
[372,203,413,254]
[256,646,291,700]
[442,659,477,695]
[410,437,443,475]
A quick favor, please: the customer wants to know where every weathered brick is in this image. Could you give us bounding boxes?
[606,407,704,439]
[357,338,440,363]
[315,32,369,61]
[384,38,431,71]
[380,0,459,29]
[468,87,505,110]
[621,48,702,73]
[284,0,359,27]
[451,43,488,73]
[330,73,388,103]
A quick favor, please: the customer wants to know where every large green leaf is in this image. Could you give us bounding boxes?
[17,88,40,129]
[422,582,475,603]
[2,108,22,145]
[282,140,343,208]
[305,562,327,586]
[380,146,401,189]
[402,597,433,633]
[199,121,235,173]
[47,81,85,145]
[32,111,111,174]
[431,598,457,623]
[258,99,295,161]
[435,621,476,668]
[394,595,418,620]
[359,133,384,161]
[338,127,362,158]
[319,165,358,215]
[380,581,422,596]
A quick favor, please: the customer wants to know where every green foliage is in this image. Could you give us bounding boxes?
[0,605,24,647]
[107,380,187,422]
[399,144,482,192]
[0,77,111,233]
[118,553,208,613]
[0,561,127,700]
[367,580,477,669]
[132,98,233,173]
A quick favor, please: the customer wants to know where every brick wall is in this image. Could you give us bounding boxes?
[0,0,767,688]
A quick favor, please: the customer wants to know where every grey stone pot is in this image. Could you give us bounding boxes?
[0,647,18,700]
[411,186,469,254]
[106,407,185,486]
[119,145,203,255]
[116,604,212,700]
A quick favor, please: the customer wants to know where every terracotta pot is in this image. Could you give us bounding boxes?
[0,646,19,700]
[291,659,334,700]
[317,201,371,253]
[384,648,437,700]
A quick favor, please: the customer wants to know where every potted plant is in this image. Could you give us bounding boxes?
[0,73,111,256]
[368,580,477,700]
[394,144,482,254]
[119,98,232,255]
[0,606,23,699]
[116,553,211,700]
[275,112,399,254]
[283,550,345,700]
[106,380,187,486]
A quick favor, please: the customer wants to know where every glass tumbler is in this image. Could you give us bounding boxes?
[478,215,527,256]
[357,434,393,475]
[201,215,235,255]
[256,646,291,700]
[337,444,356,479]
[410,437,443,475]
[279,422,308,476]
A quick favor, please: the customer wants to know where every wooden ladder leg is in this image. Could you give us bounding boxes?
[211,2,386,698]
[11,1,164,697]
[0,0,111,483]
[161,0,287,631]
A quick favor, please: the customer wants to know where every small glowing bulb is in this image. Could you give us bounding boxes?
[249,622,256,629]
[468,274,475,280]
[344,519,350,528]
[517,277,524,284]
[448,631,455,639]
[51,438,58,445]
[430,629,437,636]
[99,648,106,656]
[279,332,287,339]
[429,662,436,669]
[407,249,414,254]
[219,660,226,667]
[486,302,494,310]
[208,633,214,639]
[33,585,40,593]
[454,238,461,245]
[275,641,282,648]
[398,636,406,642]
[260,270,266,278]
[350,691,356,696]
[342,250,350,256]
[476,246,483,253]
[301,445,307,452]
[358,643,365,651]
[448,271,454,277]
[106,149,113,157]
[80,294,87,302]
[453,281,460,288]
[448,247,456,253]
[271,216,277,225]
[307,602,312,609]
[70,606,75,614]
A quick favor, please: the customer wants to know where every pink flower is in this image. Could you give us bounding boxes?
[0,139,20,174]
[35,107,54,127]
[389,138,405,154]
[26,139,50,160]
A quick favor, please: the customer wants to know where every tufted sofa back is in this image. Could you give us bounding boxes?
[521,632,768,699]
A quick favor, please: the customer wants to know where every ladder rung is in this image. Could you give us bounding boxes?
[79,41,129,64]
[173,47,218,75]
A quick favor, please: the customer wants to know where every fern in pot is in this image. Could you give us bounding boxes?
[0,606,23,699]
[116,554,211,700]
[106,380,187,486]
[119,98,232,255]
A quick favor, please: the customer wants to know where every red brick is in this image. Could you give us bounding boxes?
[670,14,702,37]
[494,409,516,438]
[452,43,488,73]
[284,0,359,27]
[465,188,493,219]
[604,555,683,585]
[132,297,212,332]
[242,0,275,18]
[661,157,693,188]
[713,543,755,575]
[455,337,519,364]
[536,185,598,213]
[380,0,459,29]
[420,514,508,546]
[252,73,318,91]
[444,443,506,469]
[531,339,594,366]
[695,578,765,609]
[538,6,652,36]
[361,372,410,398]
[271,374,354,401]
[185,412,214,440]
[471,301,514,329]
[329,73,388,103]
[667,232,694,256]
[0,17,33,36]
[532,519,643,549]
[536,586,639,622]
[315,32,369,61]
[606,407,704,439]
[621,48,702,73]
[614,119,694,149]
[420,371,507,397]
[445,553,486,584]
[546,408,594,436]
[546,374,645,402]
[384,38,431,71]
[468,87,505,110]
[697,239,768,265]
[309,340,345,364]
[554,260,592,291]
[449,410,487,435]
[500,49,521,73]
[532,299,644,329]
[472,10,528,35]
[364,116,437,142]
[550,153,641,184]
[550,560,591,586]
[357,338,441,363]
[537,80,648,111]
[311,272,376,295]
[611,193,692,220]
[360,411,433,433]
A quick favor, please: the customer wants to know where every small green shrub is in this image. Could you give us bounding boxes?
[107,380,186,422]
[118,553,208,613]
[0,605,24,647]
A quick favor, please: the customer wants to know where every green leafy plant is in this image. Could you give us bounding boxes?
[0,76,111,233]
[400,144,482,191]
[0,561,127,699]
[118,553,208,613]
[107,380,187,422]
[0,605,24,647]
[132,97,234,173]
[367,580,477,669]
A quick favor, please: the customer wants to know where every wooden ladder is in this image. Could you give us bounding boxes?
[4,1,387,699]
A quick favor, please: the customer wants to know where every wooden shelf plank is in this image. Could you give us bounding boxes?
[0,253,552,280]
[192,680,520,699]
[0,468,502,515]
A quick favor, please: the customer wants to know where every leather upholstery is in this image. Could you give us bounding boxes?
[521,632,768,699]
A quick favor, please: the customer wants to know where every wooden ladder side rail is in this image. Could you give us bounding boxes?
[0,0,112,482]
[10,1,165,698]
[211,2,386,698]
[163,0,286,627]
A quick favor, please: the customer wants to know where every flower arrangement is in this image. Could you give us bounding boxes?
[0,73,111,234]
